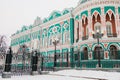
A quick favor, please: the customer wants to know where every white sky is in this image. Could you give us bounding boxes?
[0,0,79,45]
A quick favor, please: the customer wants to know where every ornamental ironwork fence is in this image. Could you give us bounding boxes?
[0,49,120,75]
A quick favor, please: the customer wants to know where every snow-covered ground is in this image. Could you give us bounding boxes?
[0,69,120,80]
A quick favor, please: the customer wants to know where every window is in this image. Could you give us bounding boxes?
[63,52,67,62]
[40,39,42,47]
[82,28,84,36]
[65,32,69,43]
[44,37,47,47]
[106,25,112,34]
[58,35,62,44]
[94,46,104,59]
[94,22,101,33]
[86,27,89,36]
[110,45,118,59]
[49,38,52,45]
[106,21,112,36]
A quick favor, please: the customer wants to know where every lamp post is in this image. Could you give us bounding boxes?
[52,37,59,70]
[41,55,44,71]
[22,45,26,72]
[31,50,38,75]
[92,30,103,68]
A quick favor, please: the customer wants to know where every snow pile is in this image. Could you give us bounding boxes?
[0,69,120,80]
[0,74,94,80]
[50,69,120,80]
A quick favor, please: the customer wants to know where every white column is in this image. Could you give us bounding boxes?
[74,21,77,43]
[88,9,93,39]
[101,7,107,38]
[79,19,82,41]
[115,6,120,38]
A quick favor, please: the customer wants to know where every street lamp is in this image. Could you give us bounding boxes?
[31,50,38,75]
[92,30,104,68]
[22,45,26,72]
[52,37,59,69]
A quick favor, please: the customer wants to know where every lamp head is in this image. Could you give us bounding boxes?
[92,31,95,35]
[101,30,104,34]
[96,30,99,33]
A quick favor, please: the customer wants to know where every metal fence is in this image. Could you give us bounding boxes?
[0,49,120,75]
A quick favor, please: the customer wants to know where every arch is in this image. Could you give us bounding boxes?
[97,14,101,22]
[62,21,69,32]
[107,42,120,50]
[82,16,88,37]
[106,13,110,21]
[80,44,90,51]
[106,10,117,37]
[81,11,88,18]
[92,43,105,51]
[109,45,119,59]
[93,46,104,59]
[92,13,101,31]
[92,11,101,18]
[91,8,101,15]
[104,7,115,14]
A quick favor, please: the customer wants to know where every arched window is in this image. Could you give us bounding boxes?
[110,45,118,59]
[106,11,117,37]
[64,32,69,43]
[94,46,104,59]
[83,47,88,60]
[40,38,42,47]
[106,21,112,36]
[49,38,52,45]
[94,22,101,33]
[86,26,89,36]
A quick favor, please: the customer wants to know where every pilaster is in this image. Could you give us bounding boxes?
[88,9,93,40]
[101,7,107,38]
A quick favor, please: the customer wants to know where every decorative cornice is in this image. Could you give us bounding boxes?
[78,38,120,46]
[73,0,120,16]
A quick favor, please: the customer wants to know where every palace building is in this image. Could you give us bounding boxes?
[10,0,120,68]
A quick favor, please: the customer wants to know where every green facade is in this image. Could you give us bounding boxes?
[11,2,120,69]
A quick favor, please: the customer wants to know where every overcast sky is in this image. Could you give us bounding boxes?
[0,0,79,45]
